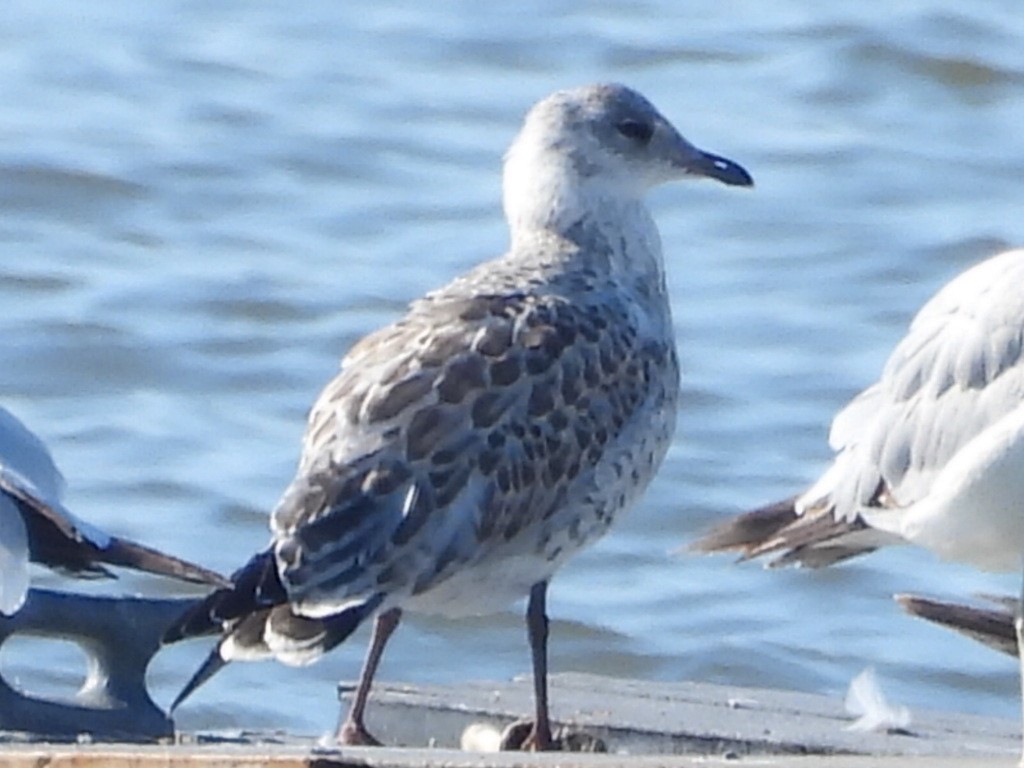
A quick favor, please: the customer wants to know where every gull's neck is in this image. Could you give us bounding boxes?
[501,147,666,293]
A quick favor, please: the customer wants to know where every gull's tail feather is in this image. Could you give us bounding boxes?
[169,597,383,709]
[896,593,1018,658]
[163,542,385,708]
[690,496,896,568]
[265,595,384,666]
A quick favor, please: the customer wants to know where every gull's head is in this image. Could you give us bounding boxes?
[503,83,752,231]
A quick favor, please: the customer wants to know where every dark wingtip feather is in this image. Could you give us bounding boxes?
[14,488,228,585]
[764,544,867,569]
[163,587,231,644]
[895,593,1018,658]
[101,536,229,587]
[170,645,229,712]
[687,497,799,555]
[163,548,285,644]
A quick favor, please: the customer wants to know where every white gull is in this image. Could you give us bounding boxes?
[165,83,752,750]
[694,248,1024,759]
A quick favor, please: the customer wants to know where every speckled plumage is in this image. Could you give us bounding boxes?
[275,229,680,623]
[166,83,752,745]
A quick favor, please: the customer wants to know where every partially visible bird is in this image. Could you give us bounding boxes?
[895,592,1018,659]
[0,405,227,616]
[163,83,752,750]
[692,248,1024,759]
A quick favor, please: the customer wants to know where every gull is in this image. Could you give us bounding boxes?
[163,83,752,750]
[0,405,226,616]
[693,248,1024,759]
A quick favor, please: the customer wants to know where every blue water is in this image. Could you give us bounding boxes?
[2,0,1024,738]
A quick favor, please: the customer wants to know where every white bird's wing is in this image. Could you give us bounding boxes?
[1,405,111,552]
[0,405,225,591]
[0,405,78,614]
[0,405,66,507]
[0,495,29,615]
[800,249,1024,522]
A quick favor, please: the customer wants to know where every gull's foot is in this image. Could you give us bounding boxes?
[336,719,383,747]
[499,719,547,751]
[498,719,606,752]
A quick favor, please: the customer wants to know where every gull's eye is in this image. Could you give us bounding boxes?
[616,118,654,145]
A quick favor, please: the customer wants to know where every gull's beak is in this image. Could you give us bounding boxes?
[686,149,754,187]
[668,131,754,187]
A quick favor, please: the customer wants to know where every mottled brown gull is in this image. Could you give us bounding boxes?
[693,248,1024,761]
[164,83,753,750]
[0,405,226,616]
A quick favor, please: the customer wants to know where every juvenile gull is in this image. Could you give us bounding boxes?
[0,405,226,615]
[693,249,1024,759]
[164,83,753,749]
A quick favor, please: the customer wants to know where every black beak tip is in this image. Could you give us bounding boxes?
[703,152,754,188]
[692,151,749,189]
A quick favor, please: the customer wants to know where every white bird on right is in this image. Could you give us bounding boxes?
[693,248,1024,760]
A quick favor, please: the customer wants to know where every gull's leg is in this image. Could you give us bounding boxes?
[335,607,402,746]
[525,580,554,750]
[1016,563,1024,766]
[500,581,555,751]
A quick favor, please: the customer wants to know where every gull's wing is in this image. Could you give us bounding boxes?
[272,285,675,618]
[0,494,29,615]
[694,249,1024,566]
[0,407,60,613]
[802,249,1024,520]
[164,280,675,697]
[0,406,226,611]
